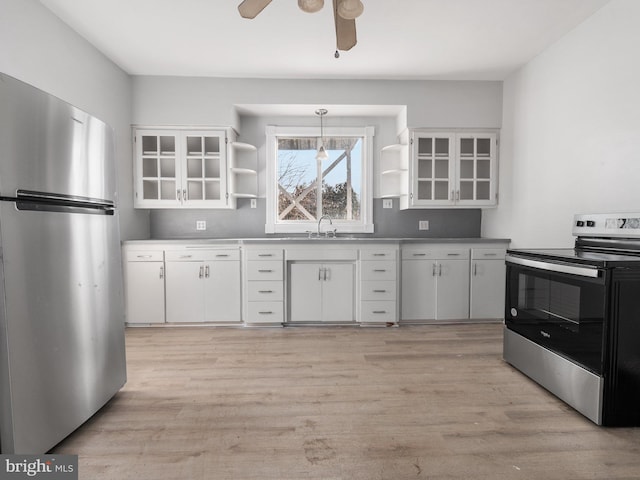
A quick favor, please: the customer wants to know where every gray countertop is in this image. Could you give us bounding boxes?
[123,237,510,246]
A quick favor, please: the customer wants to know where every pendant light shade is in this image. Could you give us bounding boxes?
[316,145,329,161]
[315,108,329,161]
[298,0,324,14]
[337,0,364,20]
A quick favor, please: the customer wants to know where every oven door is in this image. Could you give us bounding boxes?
[505,255,606,374]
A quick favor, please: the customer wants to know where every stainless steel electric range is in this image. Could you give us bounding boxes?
[504,213,640,426]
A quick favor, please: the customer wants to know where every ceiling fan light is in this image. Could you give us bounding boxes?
[298,0,324,14]
[337,0,364,20]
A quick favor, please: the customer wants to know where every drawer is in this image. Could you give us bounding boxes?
[361,261,396,280]
[471,248,506,260]
[360,249,397,261]
[246,261,283,281]
[246,302,284,324]
[165,249,240,262]
[361,281,396,301]
[245,249,284,261]
[247,281,283,301]
[125,250,164,262]
[401,249,434,260]
[434,249,470,260]
[360,301,396,323]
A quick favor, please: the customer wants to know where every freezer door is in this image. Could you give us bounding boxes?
[0,203,127,453]
[0,74,116,202]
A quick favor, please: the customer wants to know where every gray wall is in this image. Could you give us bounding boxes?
[135,76,499,239]
[0,0,148,240]
[150,199,481,239]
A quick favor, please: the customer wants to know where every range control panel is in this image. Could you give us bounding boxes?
[573,213,640,237]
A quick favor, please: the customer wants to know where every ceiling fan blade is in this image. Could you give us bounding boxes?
[333,0,357,51]
[238,0,272,19]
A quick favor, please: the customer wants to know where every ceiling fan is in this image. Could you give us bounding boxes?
[238,0,364,54]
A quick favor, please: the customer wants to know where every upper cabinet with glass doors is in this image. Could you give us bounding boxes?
[405,131,498,208]
[134,128,254,209]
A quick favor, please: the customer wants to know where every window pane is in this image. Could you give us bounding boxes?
[276,136,362,222]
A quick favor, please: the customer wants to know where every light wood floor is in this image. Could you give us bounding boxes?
[53,324,640,479]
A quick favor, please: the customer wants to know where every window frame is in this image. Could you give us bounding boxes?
[265,125,375,234]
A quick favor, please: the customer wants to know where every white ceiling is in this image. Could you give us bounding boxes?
[40,0,610,80]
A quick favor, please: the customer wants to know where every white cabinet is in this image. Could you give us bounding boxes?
[123,249,165,324]
[165,249,241,323]
[470,248,506,319]
[134,128,235,209]
[360,247,398,324]
[401,247,470,321]
[289,262,355,322]
[381,130,498,209]
[244,249,284,325]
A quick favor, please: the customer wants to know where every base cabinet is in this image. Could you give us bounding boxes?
[165,249,241,323]
[289,262,355,322]
[470,248,506,319]
[359,247,398,324]
[401,248,470,321]
[123,250,165,324]
[244,249,284,324]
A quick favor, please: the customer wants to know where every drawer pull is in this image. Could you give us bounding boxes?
[258,269,274,273]
[136,254,153,258]
[373,269,387,272]
[373,289,387,293]
[258,311,273,315]
[180,254,193,259]
[372,310,387,314]
[483,253,497,257]
[447,253,461,256]
[258,290,274,294]
[413,253,427,257]
[258,254,274,257]
[372,253,387,257]
[216,254,229,258]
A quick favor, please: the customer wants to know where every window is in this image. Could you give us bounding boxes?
[266,126,374,234]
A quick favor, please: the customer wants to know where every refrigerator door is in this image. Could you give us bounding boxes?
[0,73,116,203]
[0,199,127,453]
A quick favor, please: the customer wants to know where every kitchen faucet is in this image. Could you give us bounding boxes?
[317,215,336,237]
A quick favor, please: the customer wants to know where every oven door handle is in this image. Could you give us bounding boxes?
[505,254,601,278]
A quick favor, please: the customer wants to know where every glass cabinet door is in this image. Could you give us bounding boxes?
[457,134,496,206]
[184,134,226,202]
[412,133,454,205]
[138,132,180,205]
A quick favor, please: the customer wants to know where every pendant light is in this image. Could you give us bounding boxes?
[315,109,329,161]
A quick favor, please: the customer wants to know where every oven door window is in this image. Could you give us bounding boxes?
[506,265,605,374]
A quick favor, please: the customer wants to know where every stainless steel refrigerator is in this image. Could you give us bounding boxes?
[0,73,127,453]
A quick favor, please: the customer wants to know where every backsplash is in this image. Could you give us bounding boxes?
[149,199,481,239]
